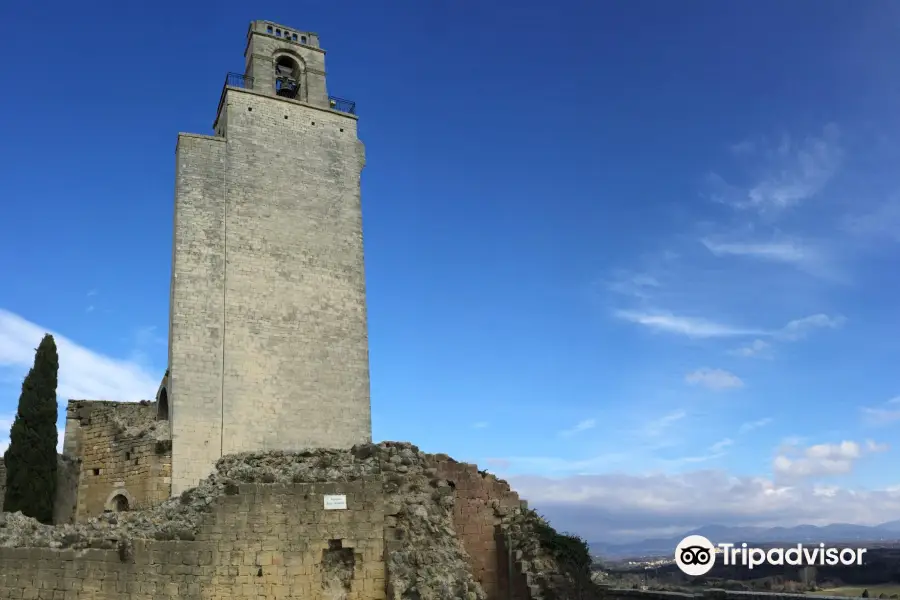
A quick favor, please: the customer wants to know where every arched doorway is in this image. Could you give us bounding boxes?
[104,488,135,514]
[157,387,169,421]
[111,494,129,512]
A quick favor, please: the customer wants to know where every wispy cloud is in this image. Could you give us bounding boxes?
[685,368,744,391]
[664,439,734,465]
[560,418,597,437]
[739,417,773,434]
[0,308,159,402]
[701,238,814,265]
[613,310,762,338]
[861,396,900,426]
[730,339,772,359]
[710,438,734,453]
[640,410,686,438]
[472,421,489,429]
[776,314,846,341]
[710,124,843,215]
[617,310,845,346]
[606,272,661,300]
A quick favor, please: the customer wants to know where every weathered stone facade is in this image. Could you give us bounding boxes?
[168,19,372,496]
[0,480,385,599]
[61,400,172,522]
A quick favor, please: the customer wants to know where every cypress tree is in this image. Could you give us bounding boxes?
[2,334,59,523]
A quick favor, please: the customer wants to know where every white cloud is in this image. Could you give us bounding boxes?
[730,339,772,359]
[613,310,762,338]
[861,396,900,426]
[739,417,773,434]
[685,368,744,391]
[560,418,597,437]
[710,124,842,214]
[777,314,845,341]
[616,310,845,348]
[699,236,840,281]
[640,410,686,438]
[773,439,888,480]
[508,466,900,543]
[472,421,489,429]
[701,238,814,266]
[606,272,661,299]
[0,308,159,402]
[710,438,734,453]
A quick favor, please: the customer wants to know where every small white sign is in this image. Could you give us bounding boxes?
[323,494,347,510]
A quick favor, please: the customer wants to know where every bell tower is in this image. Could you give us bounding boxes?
[166,20,371,495]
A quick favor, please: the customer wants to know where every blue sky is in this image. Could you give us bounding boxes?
[2,0,900,542]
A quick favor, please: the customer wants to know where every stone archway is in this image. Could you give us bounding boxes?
[104,488,135,512]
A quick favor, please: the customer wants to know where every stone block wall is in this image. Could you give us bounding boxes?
[170,85,371,496]
[0,479,385,599]
[53,455,79,525]
[435,458,530,600]
[63,400,172,521]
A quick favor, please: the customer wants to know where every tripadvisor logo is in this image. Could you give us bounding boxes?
[675,535,868,576]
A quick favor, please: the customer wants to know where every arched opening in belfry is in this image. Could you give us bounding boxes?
[112,494,129,512]
[157,388,169,421]
[274,56,300,99]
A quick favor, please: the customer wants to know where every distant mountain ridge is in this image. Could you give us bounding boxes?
[591,520,900,559]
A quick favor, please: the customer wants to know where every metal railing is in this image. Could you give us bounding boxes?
[215,72,356,120]
[328,96,356,115]
[217,72,255,120]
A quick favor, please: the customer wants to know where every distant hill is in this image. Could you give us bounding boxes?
[592,521,900,560]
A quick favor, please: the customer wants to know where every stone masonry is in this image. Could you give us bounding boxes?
[168,19,371,495]
[1,441,609,600]
[436,459,532,599]
[61,400,172,522]
[0,480,385,599]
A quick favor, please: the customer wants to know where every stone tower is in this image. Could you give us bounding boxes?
[165,20,372,495]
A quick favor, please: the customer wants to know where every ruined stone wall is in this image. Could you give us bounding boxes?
[63,400,171,521]
[53,455,80,525]
[0,480,385,599]
[435,457,531,600]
